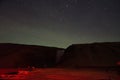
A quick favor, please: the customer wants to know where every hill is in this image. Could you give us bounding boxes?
[59,42,120,68]
[0,43,64,68]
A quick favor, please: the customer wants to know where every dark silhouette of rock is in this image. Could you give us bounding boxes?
[59,42,120,69]
[0,43,64,68]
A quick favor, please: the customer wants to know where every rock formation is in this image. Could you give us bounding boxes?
[0,43,64,68]
[59,42,120,69]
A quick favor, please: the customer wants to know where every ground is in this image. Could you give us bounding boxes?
[0,68,119,80]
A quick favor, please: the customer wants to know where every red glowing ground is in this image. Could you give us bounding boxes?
[0,68,119,80]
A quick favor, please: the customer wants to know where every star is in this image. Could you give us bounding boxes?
[74,0,78,3]
[88,6,91,9]
[59,17,64,22]
[104,7,108,10]
[65,4,69,8]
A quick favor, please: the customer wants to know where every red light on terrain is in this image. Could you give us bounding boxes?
[18,70,29,75]
[117,61,120,65]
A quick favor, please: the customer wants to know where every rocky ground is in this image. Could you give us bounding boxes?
[0,68,120,80]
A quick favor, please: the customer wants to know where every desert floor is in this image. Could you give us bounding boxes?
[0,68,120,80]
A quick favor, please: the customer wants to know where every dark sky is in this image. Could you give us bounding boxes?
[0,0,120,48]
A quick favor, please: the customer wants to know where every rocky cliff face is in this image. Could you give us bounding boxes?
[0,43,64,68]
[59,42,120,68]
[1,42,120,69]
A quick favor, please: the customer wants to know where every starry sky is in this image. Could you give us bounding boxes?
[0,0,120,48]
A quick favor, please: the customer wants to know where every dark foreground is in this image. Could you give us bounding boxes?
[0,68,120,80]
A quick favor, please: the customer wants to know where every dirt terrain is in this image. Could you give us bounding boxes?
[0,68,119,80]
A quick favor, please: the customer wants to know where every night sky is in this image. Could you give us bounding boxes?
[0,0,120,48]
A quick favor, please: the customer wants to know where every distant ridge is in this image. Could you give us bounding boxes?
[0,43,64,68]
[0,43,63,49]
[0,42,120,68]
[59,42,120,68]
